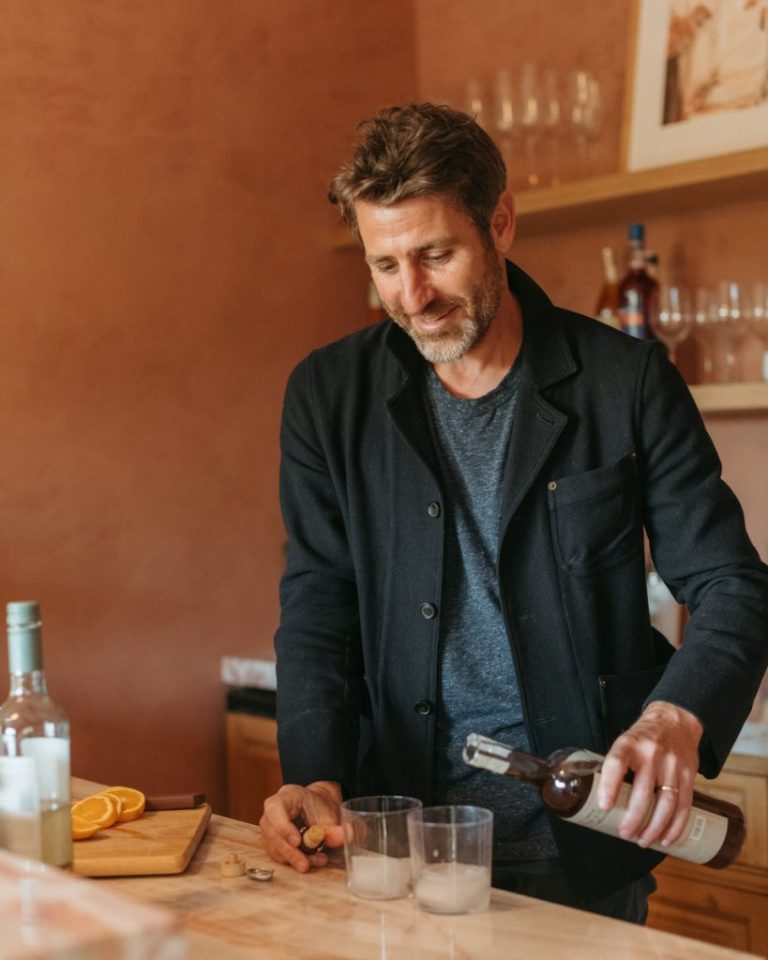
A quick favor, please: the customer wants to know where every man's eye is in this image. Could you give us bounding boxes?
[426,252,450,265]
[375,262,397,275]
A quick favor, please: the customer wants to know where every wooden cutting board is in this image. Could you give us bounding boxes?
[73,803,211,877]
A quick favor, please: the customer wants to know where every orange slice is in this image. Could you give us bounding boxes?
[99,785,146,823]
[71,793,120,829]
[71,813,102,840]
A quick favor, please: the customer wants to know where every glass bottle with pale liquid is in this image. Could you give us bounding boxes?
[0,602,72,867]
[464,733,744,868]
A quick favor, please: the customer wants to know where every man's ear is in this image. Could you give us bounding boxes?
[490,191,516,255]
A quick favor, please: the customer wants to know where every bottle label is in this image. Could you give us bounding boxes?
[0,756,43,859]
[618,303,649,340]
[566,770,729,865]
[21,738,70,802]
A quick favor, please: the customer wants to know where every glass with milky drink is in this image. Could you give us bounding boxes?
[407,805,493,914]
[340,796,422,899]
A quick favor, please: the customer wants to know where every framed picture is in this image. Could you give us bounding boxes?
[625,0,768,171]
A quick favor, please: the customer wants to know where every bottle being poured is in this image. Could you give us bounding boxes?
[463,733,744,869]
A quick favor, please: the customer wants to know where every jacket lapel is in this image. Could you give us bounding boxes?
[499,262,576,531]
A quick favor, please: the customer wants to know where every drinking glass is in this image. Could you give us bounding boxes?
[650,285,693,366]
[407,805,493,914]
[692,287,717,383]
[518,63,543,188]
[494,69,522,190]
[540,67,563,186]
[748,282,768,382]
[340,795,422,900]
[713,281,749,382]
[566,69,603,180]
[465,79,488,130]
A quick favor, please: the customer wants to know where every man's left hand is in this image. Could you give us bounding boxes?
[597,700,703,849]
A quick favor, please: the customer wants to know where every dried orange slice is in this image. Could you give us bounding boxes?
[71,793,120,829]
[98,786,146,823]
[71,813,102,840]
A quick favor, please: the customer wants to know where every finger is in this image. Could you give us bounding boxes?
[321,824,345,848]
[597,750,630,811]
[617,766,657,841]
[660,802,694,849]
[635,785,678,847]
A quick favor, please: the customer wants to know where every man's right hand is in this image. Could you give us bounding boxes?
[260,780,344,872]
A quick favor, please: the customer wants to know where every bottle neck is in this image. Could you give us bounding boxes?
[8,669,48,698]
[627,240,646,271]
[463,734,551,782]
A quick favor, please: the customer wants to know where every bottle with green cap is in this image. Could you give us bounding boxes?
[0,602,72,867]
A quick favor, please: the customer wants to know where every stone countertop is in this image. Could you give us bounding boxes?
[220,656,276,691]
[67,778,757,960]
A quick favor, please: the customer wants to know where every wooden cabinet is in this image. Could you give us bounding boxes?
[648,752,768,957]
[225,712,281,824]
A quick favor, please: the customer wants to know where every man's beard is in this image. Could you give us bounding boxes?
[380,249,505,364]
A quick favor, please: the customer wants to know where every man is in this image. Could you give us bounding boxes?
[260,103,768,921]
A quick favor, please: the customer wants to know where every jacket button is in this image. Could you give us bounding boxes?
[427,501,441,518]
[547,481,557,491]
[414,700,433,716]
[420,602,437,619]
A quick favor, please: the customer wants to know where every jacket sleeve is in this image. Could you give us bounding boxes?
[637,344,768,776]
[273,356,364,791]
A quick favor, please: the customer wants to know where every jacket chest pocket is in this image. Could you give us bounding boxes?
[547,452,642,577]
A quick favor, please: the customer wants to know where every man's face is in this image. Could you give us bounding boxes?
[356,196,507,364]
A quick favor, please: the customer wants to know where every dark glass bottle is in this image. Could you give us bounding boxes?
[463,733,744,869]
[617,223,659,340]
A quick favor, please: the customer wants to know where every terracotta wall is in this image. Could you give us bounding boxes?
[415,0,768,561]
[0,0,416,811]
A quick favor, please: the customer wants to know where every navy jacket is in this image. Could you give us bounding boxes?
[275,262,768,902]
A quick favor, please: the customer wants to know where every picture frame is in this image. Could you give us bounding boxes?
[624,0,768,172]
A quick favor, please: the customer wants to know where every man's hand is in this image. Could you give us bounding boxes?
[597,700,703,849]
[260,780,344,872]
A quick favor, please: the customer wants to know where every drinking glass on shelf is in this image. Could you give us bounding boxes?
[518,63,543,188]
[540,68,563,186]
[713,281,749,382]
[748,282,768,382]
[494,69,522,189]
[692,287,717,383]
[650,285,693,366]
[465,79,488,130]
[565,69,603,180]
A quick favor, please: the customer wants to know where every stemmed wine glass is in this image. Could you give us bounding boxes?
[518,63,543,188]
[713,281,749,382]
[494,69,522,189]
[650,285,693,366]
[748,282,768,382]
[566,69,603,180]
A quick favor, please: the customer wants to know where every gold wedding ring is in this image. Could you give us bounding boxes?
[659,784,679,795]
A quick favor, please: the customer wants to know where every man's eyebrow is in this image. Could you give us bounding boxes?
[364,237,457,266]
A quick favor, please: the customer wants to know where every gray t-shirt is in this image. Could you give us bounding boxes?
[423,362,557,861]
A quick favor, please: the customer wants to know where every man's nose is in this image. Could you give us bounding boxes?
[399,265,434,316]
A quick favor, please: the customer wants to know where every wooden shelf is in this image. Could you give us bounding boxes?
[690,382,768,414]
[515,147,768,234]
[330,148,768,246]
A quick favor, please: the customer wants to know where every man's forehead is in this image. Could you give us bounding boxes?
[355,196,468,259]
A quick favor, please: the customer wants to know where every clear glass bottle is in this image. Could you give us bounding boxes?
[464,733,744,869]
[594,246,620,328]
[618,223,659,340]
[0,602,72,867]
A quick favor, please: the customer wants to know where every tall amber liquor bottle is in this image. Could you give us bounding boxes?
[617,223,659,340]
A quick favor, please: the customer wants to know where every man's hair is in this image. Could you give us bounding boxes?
[328,103,507,240]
